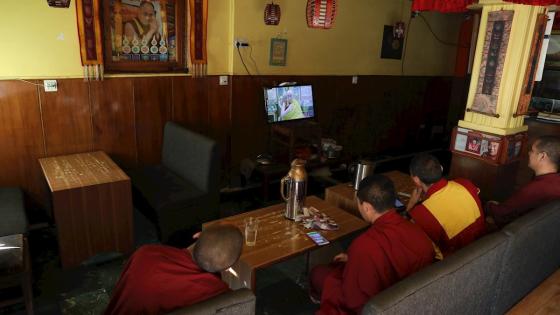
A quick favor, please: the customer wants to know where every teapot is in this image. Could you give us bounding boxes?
[349,160,375,190]
[280,159,308,220]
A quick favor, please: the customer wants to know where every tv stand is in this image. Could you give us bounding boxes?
[270,120,321,162]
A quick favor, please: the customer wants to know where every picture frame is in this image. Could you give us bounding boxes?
[450,127,526,166]
[269,38,288,66]
[102,0,186,73]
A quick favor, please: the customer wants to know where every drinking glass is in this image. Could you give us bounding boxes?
[244,217,259,246]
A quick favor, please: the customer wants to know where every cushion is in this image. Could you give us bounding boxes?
[0,188,28,237]
[129,165,206,213]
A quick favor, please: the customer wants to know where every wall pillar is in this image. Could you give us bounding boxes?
[450,0,549,201]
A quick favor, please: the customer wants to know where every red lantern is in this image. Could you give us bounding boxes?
[265,2,281,26]
[306,0,337,29]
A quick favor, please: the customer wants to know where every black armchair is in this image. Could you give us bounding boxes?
[129,122,220,243]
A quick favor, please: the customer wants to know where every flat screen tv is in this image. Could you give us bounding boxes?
[264,85,315,123]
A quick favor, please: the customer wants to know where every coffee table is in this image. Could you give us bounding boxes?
[203,196,368,291]
[325,171,415,217]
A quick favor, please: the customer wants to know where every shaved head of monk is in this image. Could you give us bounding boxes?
[193,224,243,273]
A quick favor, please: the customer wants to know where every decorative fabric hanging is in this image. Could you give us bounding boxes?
[76,0,104,81]
[306,0,337,29]
[265,2,281,25]
[189,0,208,77]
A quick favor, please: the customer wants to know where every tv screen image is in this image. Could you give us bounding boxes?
[264,85,315,123]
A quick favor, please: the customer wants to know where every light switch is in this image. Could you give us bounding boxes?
[219,76,228,85]
[352,76,358,84]
[44,80,58,92]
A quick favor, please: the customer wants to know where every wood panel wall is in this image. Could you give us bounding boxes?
[0,75,461,211]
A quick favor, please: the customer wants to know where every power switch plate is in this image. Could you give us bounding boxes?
[219,76,228,85]
[352,76,358,84]
[44,80,58,92]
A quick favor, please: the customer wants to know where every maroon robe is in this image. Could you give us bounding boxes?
[104,245,229,315]
[315,210,434,315]
[488,173,560,227]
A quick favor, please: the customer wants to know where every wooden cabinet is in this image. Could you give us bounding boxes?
[270,121,321,162]
[39,151,133,268]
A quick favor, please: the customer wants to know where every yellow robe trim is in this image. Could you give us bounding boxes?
[422,181,480,239]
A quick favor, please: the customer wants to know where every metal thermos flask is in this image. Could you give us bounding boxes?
[350,160,375,190]
[281,159,308,220]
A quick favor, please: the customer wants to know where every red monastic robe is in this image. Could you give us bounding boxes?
[487,173,560,227]
[317,210,435,315]
[104,245,229,315]
[409,178,486,257]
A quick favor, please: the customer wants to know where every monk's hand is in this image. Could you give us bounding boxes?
[406,187,422,211]
[149,19,158,34]
[333,253,348,263]
[192,232,201,239]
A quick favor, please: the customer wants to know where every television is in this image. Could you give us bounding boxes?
[264,85,315,123]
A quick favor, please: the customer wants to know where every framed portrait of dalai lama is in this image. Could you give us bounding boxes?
[103,0,186,72]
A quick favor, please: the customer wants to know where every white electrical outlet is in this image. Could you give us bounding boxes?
[44,80,58,92]
[234,38,249,48]
[352,76,358,84]
[219,76,228,85]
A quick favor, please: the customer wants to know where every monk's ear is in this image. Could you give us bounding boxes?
[363,201,376,217]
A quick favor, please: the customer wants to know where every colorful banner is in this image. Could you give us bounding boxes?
[76,0,104,80]
[189,0,208,76]
[472,11,514,116]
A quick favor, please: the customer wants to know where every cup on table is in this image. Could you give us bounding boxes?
[244,217,259,246]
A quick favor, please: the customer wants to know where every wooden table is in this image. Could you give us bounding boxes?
[325,171,416,217]
[39,151,133,268]
[203,196,368,291]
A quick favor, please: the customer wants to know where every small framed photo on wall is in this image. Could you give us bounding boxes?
[270,38,288,66]
[103,0,187,72]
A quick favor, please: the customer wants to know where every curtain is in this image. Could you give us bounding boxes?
[412,0,476,13]
[505,0,560,4]
[412,0,560,12]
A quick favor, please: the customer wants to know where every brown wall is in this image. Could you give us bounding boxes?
[0,75,461,210]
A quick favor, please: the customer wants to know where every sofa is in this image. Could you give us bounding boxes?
[167,289,256,315]
[362,199,560,315]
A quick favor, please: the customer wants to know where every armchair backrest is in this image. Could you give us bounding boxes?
[0,188,28,237]
[362,231,509,315]
[166,288,255,315]
[491,199,560,315]
[162,122,219,194]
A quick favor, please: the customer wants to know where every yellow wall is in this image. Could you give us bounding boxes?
[0,0,462,79]
[233,0,462,76]
[0,1,83,79]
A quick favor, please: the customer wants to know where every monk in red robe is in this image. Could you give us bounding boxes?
[406,154,486,258]
[104,224,243,315]
[310,175,435,315]
[487,136,560,227]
